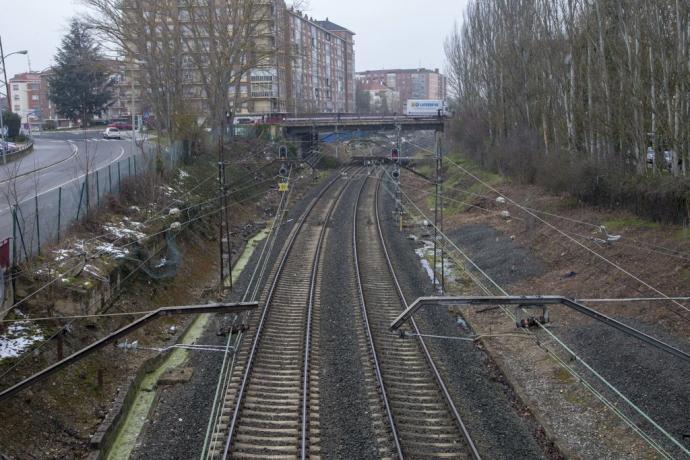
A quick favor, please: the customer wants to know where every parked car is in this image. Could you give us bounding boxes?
[108,122,132,130]
[0,141,17,153]
[103,127,121,139]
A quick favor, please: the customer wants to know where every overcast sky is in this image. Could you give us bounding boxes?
[0,0,467,81]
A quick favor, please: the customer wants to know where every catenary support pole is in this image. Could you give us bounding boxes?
[57,187,61,242]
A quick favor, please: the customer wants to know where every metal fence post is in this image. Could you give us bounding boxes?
[118,161,122,189]
[85,173,90,214]
[108,164,112,193]
[57,187,62,242]
[34,195,40,256]
[14,207,29,262]
[128,157,131,177]
[76,181,85,220]
[134,155,137,176]
[96,169,100,208]
[12,206,16,266]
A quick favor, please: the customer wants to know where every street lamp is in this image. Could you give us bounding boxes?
[0,35,29,158]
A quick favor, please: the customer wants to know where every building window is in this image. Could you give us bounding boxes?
[13,105,20,111]
[32,95,39,101]
[12,84,19,90]
[325,34,331,42]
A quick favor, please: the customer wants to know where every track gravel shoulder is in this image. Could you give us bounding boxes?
[377,181,551,459]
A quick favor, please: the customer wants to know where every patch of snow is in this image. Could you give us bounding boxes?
[160,185,176,196]
[83,264,108,282]
[178,170,190,178]
[0,322,43,360]
[168,208,180,216]
[94,243,129,259]
[103,225,146,242]
[54,248,76,262]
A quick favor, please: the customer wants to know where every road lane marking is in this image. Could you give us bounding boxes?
[0,141,79,185]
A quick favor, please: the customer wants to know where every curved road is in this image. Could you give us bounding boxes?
[0,129,141,253]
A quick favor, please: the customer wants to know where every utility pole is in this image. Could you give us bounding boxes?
[432,131,439,291]
[218,114,225,292]
[223,111,233,292]
[439,134,445,294]
[394,123,403,229]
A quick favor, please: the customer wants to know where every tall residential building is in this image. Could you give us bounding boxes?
[288,11,355,113]
[124,1,355,120]
[356,68,447,113]
[8,72,43,127]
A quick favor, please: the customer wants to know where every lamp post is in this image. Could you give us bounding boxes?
[0,35,28,159]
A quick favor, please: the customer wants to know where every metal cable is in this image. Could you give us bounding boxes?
[380,165,685,457]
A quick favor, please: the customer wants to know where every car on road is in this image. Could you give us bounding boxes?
[102,127,121,139]
[108,122,132,130]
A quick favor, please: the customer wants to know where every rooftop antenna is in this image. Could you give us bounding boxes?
[26,54,32,72]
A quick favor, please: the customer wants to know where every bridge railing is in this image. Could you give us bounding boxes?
[282,114,445,126]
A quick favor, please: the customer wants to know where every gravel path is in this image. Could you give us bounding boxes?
[378,181,553,459]
[317,175,382,459]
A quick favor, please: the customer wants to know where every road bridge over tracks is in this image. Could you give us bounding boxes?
[280,114,445,158]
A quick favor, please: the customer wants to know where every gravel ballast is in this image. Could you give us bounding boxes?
[129,171,341,459]
[378,181,552,459]
[317,175,382,459]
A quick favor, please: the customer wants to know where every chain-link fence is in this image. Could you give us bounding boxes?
[7,141,184,264]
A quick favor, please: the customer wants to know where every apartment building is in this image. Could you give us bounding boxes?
[356,68,447,113]
[125,1,355,120]
[8,72,43,128]
[288,11,355,113]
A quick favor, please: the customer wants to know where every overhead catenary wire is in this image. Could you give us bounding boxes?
[0,176,285,385]
[442,156,690,319]
[401,139,690,262]
[0,181,278,321]
[378,165,686,458]
[201,164,296,459]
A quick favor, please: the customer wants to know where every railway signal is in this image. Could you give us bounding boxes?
[278,145,288,160]
[391,147,399,164]
[279,163,288,178]
[391,167,400,182]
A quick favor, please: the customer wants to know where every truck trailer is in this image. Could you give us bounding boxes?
[405,99,448,117]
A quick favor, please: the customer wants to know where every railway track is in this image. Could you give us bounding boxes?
[206,168,354,459]
[352,171,481,459]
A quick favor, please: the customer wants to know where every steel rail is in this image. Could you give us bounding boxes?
[352,174,404,458]
[300,167,354,459]
[373,173,482,460]
[222,168,351,459]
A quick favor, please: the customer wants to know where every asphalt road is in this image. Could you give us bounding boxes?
[0,129,140,253]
